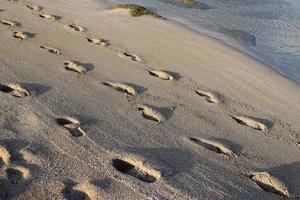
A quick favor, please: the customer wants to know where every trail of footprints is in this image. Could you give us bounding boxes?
[1,1,292,198]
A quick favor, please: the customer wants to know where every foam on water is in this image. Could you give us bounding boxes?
[103,0,300,84]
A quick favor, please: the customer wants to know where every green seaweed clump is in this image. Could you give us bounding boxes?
[113,4,157,17]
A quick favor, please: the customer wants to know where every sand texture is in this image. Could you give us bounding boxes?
[0,0,300,199]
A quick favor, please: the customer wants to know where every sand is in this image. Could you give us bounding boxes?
[0,0,299,199]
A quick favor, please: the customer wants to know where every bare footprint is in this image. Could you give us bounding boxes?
[20,148,40,164]
[39,13,56,20]
[138,105,164,123]
[194,89,218,103]
[113,157,161,183]
[0,146,10,170]
[0,19,19,27]
[40,45,61,55]
[118,51,142,63]
[148,69,174,80]
[13,31,30,40]
[232,115,267,131]
[189,137,233,156]
[87,37,110,47]
[26,4,42,11]
[64,61,87,74]
[72,181,97,200]
[65,24,86,32]
[0,82,30,98]
[103,81,137,96]
[6,166,30,184]
[56,116,86,137]
[244,172,289,197]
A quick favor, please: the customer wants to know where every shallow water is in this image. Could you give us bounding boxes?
[103,0,300,84]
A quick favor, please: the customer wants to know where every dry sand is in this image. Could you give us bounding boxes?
[0,0,300,199]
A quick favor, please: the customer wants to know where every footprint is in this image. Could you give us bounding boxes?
[244,172,289,197]
[138,105,164,123]
[20,148,39,164]
[232,115,267,131]
[189,137,233,156]
[87,37,110,47]
[0,146,10,170]
[13,31,30,40]
[112,157,161,183]
[118,51,142,63]
[26,4,42,11]
[39,13,56,20]
[64,61,87,74]
[6,166,30,184]
[194,89,218,103]
[72,181,97,200]
[65,24,86,32]
[103,81,137,96]
[0,20,19,27]
[0,82,30,98]
[148,69,174,80]
[56,116,86,137]
[40,45,61,55]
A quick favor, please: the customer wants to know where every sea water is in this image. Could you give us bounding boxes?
[103,0,300,84]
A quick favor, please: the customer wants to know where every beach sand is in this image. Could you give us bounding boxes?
[0,0,300,199]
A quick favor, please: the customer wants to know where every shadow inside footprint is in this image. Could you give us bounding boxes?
[0,9,4,12]
[6,168,23,184]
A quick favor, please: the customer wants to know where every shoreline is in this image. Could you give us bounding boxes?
[0,0,300,199]
[150,14,300,86]
[100,0,300,85]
